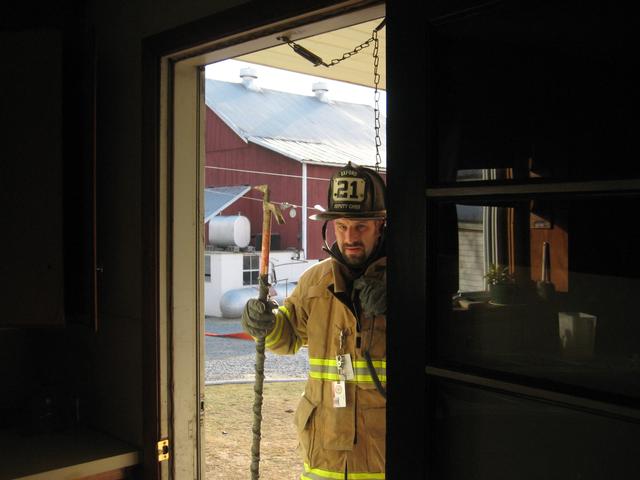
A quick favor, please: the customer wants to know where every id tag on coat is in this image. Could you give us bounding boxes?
[338,354,355,380]
[332,380,346,408]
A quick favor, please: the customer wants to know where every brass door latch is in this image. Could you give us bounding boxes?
[157,439,170,462]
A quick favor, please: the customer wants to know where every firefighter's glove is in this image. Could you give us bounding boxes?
[242,298,277,339]
[354,276,386,317]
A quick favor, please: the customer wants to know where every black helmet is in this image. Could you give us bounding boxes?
[310,162,386,221]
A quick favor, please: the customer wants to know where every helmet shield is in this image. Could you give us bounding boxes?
[310,162,386,220]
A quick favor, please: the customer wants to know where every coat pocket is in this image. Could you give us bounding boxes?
[363,314,386,358]
[363,407,386,471]
[293,395,317,461]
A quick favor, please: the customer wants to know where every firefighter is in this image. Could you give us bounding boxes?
[242,162,387,479]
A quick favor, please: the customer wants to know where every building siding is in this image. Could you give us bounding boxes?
[458,222,485,292]
[305,163,335,259]
[205,107,338,259]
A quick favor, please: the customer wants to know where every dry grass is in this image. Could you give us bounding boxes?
[205,381,306,480]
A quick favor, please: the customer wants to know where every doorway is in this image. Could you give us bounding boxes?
[203,45,386,476]
[144,2,391,478]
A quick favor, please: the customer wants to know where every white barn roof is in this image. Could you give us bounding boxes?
[204,78,386,170]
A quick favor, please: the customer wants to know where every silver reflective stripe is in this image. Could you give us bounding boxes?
[309,358,341,381]
[353,360,386,382]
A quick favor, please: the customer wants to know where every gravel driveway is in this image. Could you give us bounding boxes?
[205,316,309,384]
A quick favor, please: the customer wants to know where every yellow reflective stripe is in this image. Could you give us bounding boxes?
[311,358,388,367]
[265,311,284,348]
[279,305,291,320]
[308,359,339,380]
[353,360,386,368]
[308,371,387,383]
[267,305,304,353]
[354,367,386,382]
[308,373,387,383]
[311,358,387,369]
[309,358,336,366]
[354,367,386,374]
[353,368,387,377]
[302,463,345,479]
[302,463,385,480]
[354,374,387,382]
[309,371,342,381]
[309,357,386,384]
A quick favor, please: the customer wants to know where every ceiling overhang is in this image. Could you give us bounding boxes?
[237,17,386,90]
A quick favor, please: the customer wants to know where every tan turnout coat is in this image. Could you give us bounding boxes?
[265,256,387,479]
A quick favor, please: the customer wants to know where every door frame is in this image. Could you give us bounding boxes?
[141,0,426,477]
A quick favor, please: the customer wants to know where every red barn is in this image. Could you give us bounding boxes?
[204,69,386,260]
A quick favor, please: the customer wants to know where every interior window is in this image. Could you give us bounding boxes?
[436,196,640,399]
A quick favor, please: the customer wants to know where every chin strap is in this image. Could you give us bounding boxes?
[321,221,334,258]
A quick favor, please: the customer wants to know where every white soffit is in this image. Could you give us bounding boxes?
[237,18,386,90]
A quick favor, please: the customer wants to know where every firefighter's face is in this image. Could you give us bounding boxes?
[333,218,384,266]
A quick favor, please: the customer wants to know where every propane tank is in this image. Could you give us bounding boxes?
[208,215,250,248]
[219,283,295,318]
[220,286,260,318]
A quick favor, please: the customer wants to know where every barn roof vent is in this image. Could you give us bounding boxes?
[312,81,331,103]
[240,67,261,92]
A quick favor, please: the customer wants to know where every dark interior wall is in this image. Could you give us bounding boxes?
[0,0,90,436]
[87,0,248,445]
[86,0,145,443]
[0,330,28,419]
[0,0,248,448]
[0,26,64,329]
[0,327,92,433]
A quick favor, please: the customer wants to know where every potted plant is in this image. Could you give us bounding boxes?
[484,264,517,305]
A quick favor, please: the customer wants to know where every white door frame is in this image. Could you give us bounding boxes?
[151,2,385,477]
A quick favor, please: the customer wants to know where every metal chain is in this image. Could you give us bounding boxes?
[329,35,375,66]
[372,26,382,172]
[280,35,375,68]
[279,18,385,68]
[279,19,385,170]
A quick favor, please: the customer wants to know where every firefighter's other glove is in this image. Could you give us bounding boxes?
[242,298,277,338]
[353,276,386,317]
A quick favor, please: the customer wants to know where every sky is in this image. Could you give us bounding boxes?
[205,58,387,117]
